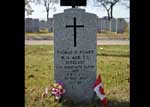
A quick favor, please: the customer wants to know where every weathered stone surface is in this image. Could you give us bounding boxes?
[54,8,97,103]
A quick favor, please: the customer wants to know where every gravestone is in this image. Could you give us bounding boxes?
[117,18,126,33]
[111,18,117,32]
[54,8,97,103]
[101,17,110,31]
[48,18,53,32]
[100,18,106,31]
[104,19,111,31]
[32,19,39,32]
[97,18,101,33]
[25,18,33,32]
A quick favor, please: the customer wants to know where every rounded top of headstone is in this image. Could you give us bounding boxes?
[64,8,85,12]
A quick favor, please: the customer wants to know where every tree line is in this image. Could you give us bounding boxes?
[25,0,129,21]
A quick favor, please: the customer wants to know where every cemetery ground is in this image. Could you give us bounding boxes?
[25,45,129,107]
[25,32,129,40]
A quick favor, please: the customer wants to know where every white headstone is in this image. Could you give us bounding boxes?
[54,8,97,103]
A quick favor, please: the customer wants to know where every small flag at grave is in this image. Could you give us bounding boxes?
[93,74,108,106]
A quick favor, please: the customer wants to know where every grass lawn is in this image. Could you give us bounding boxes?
[25,32,129,39]
[25,45,129,107]
[25,32,53,37]
[96,31,129,38]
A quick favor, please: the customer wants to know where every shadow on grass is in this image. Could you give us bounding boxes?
[59,98,129,107]
[97,53,129,57]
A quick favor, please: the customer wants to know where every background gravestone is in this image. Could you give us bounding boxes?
[54,8,97,103]
[48,18,53,32]
[25,18,33,32]
[117,18,126,33]
[32,19,39,32]
[104,19,111,31]
[111,18,117,32]
[100,18,106,32]
[97,18,101,33]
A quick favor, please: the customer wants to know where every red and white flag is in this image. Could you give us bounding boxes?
[93,74,108,106]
